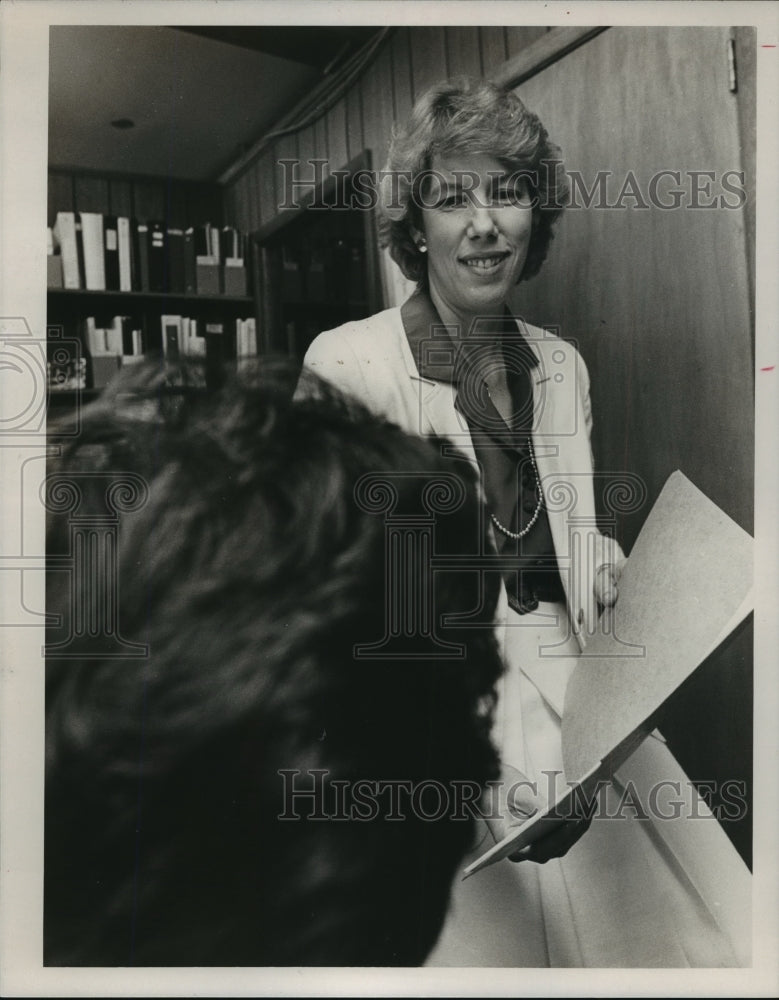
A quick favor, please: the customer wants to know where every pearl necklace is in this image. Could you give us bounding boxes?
[489,440,543,540]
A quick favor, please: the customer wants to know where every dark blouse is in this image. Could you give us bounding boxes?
[401,291,565,613]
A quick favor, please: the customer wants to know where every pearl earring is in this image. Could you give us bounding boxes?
[418,240,427,254]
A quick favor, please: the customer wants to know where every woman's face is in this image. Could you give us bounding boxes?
[419,153,533,325]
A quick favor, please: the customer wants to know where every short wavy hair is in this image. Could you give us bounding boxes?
[378,77,569,287]
[44,359,502,967]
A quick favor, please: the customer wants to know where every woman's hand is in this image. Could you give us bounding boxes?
[594,563,620,607]
[482,763,592,864]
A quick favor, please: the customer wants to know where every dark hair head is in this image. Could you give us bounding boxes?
[378,76,569,288]
[44,360,502,967]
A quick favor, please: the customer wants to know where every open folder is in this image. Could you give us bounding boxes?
[464,470,753,878]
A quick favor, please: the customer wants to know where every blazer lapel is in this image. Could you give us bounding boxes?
[397,322,480,472]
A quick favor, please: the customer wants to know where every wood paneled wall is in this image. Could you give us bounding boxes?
[223,27,549,232]
[509,26,754,865]
[48,168,224,228]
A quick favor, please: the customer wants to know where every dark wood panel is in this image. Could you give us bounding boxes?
[234,172,252,231]
[246,159,262,232]
[444,26,483,79]
[275,134,300,223]
[504,25,550,59]
[495,26,605,89]
[296,123,318,194]
[222,179,239,229]
[514,25,752,538]
[360,43,395,172]
[345,85,364,164]
[409,27,448,99]
[479,26,508,72]
[73,175,110,214]
[390,27,415,127]
[309,116,326,180]
[327,97,349,174]
[256,150,277,228]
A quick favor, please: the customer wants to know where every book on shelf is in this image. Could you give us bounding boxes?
[48,213,249,297]
[183,228,197,293]
[236,317,257,367]
[161,314,182,359]
[194,223,221,294]
[53,212,81,289]
[148,221,167,293]
[222,225,247,296]
[47,229,64,288]
[80,212,106,291]
[133,220,151,292]
[222,226,244,265]
[117,217,133,291]
[159,314,209,358]
[166,227,186,294]
[103,215,120,291]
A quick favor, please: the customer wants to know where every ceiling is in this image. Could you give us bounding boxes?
[48,25,380,182]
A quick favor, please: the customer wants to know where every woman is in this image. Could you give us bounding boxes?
[300,79,749,967]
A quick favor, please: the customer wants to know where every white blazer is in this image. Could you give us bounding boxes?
[301,305,626,651]
[301,306,752,965]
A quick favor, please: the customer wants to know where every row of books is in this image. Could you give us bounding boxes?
[161,315,257,363]
[281,238,366,304]
[49,214,249,297]
[47,313,257,392]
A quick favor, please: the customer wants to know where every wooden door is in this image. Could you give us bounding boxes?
[508,26,754,864]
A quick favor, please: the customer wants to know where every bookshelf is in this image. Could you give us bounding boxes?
[47,170,257,396]
[253,151,381,363]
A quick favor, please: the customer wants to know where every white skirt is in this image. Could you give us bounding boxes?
[426,601,751,968]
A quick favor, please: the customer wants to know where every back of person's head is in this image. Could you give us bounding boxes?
[44,361,502,967]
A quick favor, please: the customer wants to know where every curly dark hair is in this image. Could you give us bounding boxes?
[44,359,503,967]
[378,77,569,287]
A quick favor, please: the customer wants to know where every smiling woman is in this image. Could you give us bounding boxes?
[298,77,749,968]
[417,153,534,325]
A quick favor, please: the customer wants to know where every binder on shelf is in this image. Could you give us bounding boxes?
[133,220,151,292]
[222,225,247,295]
[148,221,166,292]
[104,317,123,356]
[104,215,120,290]
[80,212,106,290]
[183,228,197,293]
[53,212,81,289]
[117,217,133,291]
[47,254,64,289]
[161,314,182,359]
[236,317,258,365]
[194,223,218,265]
[223,266,247,297]
[196,263,221,296]
[222,226,244,264]
[166,227,186,293]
